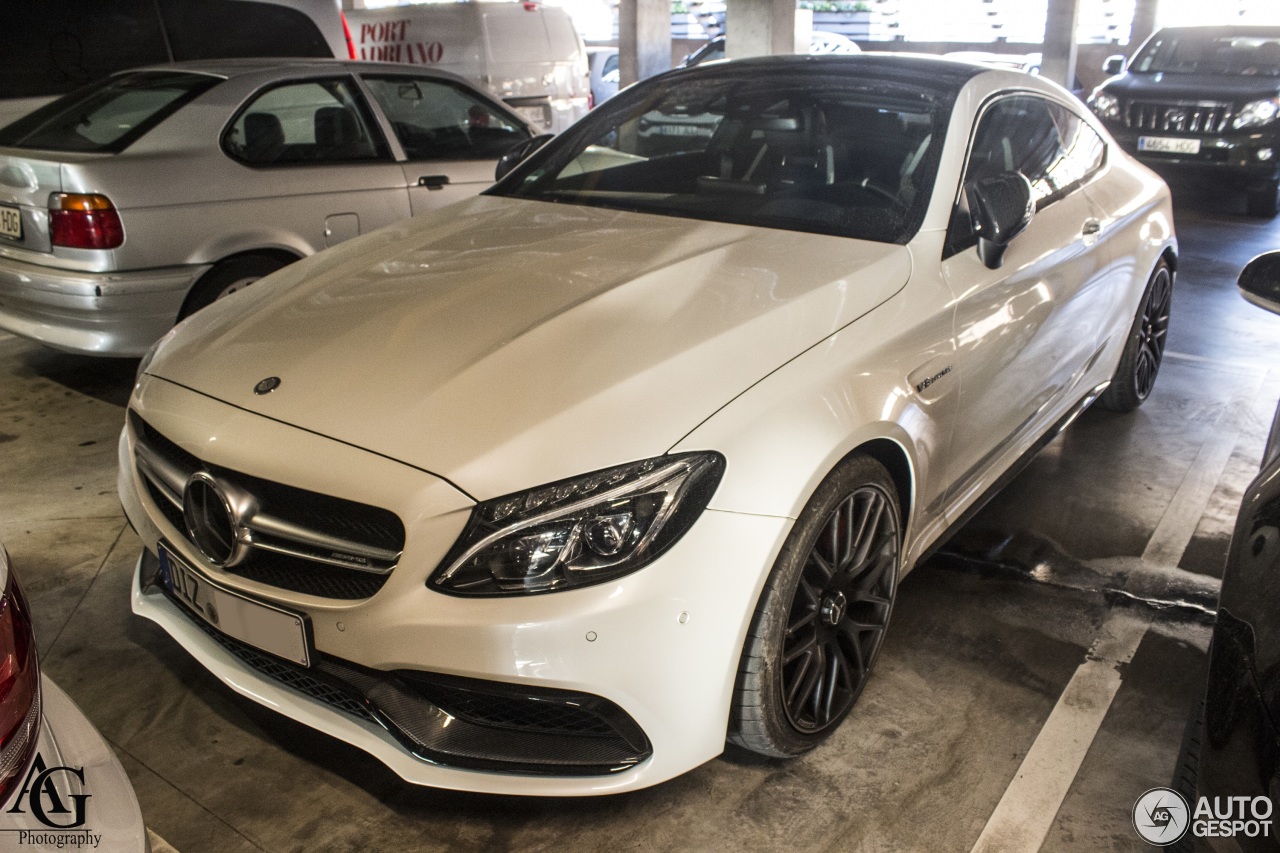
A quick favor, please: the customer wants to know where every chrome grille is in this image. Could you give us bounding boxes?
[130,412,405,600]
[1125,101,1234,134]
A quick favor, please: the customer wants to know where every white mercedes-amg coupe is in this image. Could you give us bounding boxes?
[118,54,1176,795]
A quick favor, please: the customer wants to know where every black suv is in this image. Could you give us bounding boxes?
[1087,26,1280,217]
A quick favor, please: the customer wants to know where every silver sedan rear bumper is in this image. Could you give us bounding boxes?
[0,257,209,357]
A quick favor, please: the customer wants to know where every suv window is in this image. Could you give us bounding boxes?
[0,0,170,100]
[0,71,217,153]
[363,76,529,160]
[159,0,331,60]
[223,78,389,166]
[946,95,1104,255]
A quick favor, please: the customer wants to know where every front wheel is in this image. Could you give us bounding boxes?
[179,254,289,320]
[1097,258,1173,413]
[729,454,901,758]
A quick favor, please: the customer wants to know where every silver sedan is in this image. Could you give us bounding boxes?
[0,59,533,356]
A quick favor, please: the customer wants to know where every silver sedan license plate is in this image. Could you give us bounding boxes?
[0,204,20,240]
[159,545,310,666]
[1138,136,1201,155]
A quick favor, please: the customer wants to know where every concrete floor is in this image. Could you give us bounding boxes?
[1,179,1278,852]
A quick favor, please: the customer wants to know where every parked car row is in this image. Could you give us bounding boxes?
[2,17,1276,837]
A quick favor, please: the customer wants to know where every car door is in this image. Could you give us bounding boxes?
[222,75,411,248]
[940,93,1112,509]
[359,73,532,215]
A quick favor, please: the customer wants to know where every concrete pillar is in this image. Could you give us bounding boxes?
[619,0,671,87]
[725,0,798,60]
[1040,0,1081,89]
[1129,0,1159,53]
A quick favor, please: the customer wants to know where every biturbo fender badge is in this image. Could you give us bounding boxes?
[908,358,954,400]
[253,376,281,395]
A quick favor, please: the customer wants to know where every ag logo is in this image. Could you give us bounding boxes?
[5,753,89,829]
[1134,787,1190,846]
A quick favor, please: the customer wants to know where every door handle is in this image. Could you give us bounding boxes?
[418,175,450,190]
[1082,218,1102,245]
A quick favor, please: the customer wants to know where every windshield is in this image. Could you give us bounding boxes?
[490,67,951,245]
[0,71,218,153]
[1132,30,1280,76]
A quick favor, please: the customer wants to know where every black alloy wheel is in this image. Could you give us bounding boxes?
[1098,259,1173,413]
[781,484,899,733]
[1133,263,1172,401]
[730,455,902,757]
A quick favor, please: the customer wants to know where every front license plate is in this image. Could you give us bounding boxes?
[159,545,310,666]
[1138,136,1201,155]
[0,205,21,240]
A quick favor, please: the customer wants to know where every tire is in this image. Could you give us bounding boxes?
[179,254,288,320]
[1246,180,1280,219]
[1097,258,1173,413]
[729,454,902,757]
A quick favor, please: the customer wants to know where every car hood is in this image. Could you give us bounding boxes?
[1102,72,1280,104]
[148,196,912,500]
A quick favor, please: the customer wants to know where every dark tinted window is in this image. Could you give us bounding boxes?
[491,68,951,244]
[159,0,332,60]
[0,71,217,152]
[224,78,388,165]
[0,0,170,99]
[364,76,529,160]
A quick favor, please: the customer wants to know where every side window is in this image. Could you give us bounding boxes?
[946,95,1102,257]
[223,78,388,166]
[1045,103,1106,193]
[363,76,530,160]
[159,0,332,60]
[0,0,170,99]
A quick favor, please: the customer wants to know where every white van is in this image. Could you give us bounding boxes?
[347,3,590,134]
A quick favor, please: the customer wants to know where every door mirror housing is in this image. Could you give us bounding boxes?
[1103,54,1125,75]
[495,133,554,182]
[1239,251,1280,315]
[966,172,1034,270]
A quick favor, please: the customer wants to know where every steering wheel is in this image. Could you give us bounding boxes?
[859,178,908,210]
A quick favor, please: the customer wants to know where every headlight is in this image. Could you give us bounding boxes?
[430,452,725,596]
[1233,97,1280,130]
[1088,90,1121,121]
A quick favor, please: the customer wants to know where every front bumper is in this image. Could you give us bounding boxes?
[0,676,149,852]
[0,256,208,357]
[119,379,790,795]
[1107,126,1280,187]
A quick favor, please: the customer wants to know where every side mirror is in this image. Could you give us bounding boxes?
[1103,54,1125,75]
[495,133,554,182]
[967,172,1034,270]
[1239,251,1280,315]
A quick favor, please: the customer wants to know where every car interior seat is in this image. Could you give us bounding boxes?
[243,112,285,164]
[314,106,365,160]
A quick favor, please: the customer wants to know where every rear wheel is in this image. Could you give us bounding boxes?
[1098,259,1173,413]
[1246,179,1280,219]
[179,254,289,320]
[729,455,901,757]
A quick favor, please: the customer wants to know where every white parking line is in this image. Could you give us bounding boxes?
[969,369,1265,853]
